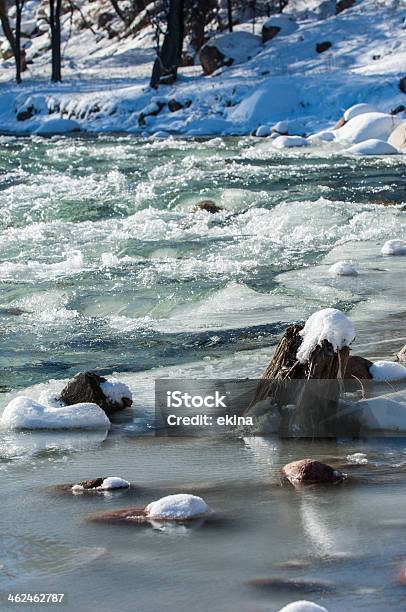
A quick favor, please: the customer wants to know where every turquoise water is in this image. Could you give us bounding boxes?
[0,135,406,611]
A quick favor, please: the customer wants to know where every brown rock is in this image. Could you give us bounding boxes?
[336,0,356,14]
[168,99,184,112]
[282,458,344,484]
[97,12,114,28]
[344,355,373,380]
[399,76,406,94]
[200,44,233,76]
[316,41,332,53]
[333,116,346,130]
[59,371,132,417]
[262,25,281,43]
[192,200,222,214]
[78,477,105,490]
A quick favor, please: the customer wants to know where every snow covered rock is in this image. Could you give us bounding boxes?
[0,396,110,430]
[282,459,344,485]
[381,239,406,255]
[100,477,130,490]
[255,125,272,137]
[262,15,298,43]
[336,112,402,144]
[273,135,310,149]
[59,372,132,417]
[370,361,406,382]
[348,139,399,156]
[329,261,358,276]
[346,453,368,465]
[200,32,262,75]
[343,103,376,122]
[297,308,355,364]
[307,129,335,142]
[388,122,406,150]
[145,494,211,520]
[272,120,289,135]
[34,118,81,136]
[278,602,329,612]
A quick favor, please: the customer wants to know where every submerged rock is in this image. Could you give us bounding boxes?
[71,476,130,493]
[249,576,334,594]
[59,372,132,417]
[282,459,344,485]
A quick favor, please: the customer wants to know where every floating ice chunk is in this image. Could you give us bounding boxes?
[346,452,368,464]
[1,397,110,430]
[100,477,130,490]
[348,139,399,156]
[307,130,335,142]
[370,361,406,382]
[255,125,271,137]
[100,378,132,405]
[273,135,310,149]
[343,103,376,122]
[145,494,211,520]
[336,112,402,144]
[278,602,329,612]
[35,118,81,136]
[329,261,358,276]
[381,239,406,255]
[297,308,355,364]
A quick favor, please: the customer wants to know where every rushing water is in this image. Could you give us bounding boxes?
[0,135,406,611]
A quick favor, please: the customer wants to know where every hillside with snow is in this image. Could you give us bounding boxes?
[0,0,405,136]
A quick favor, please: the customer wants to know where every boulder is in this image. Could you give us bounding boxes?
[282,459,344,484]
[348,139,399,156]
[316,41,332,53]
[200,32,262,76]
[388,122,406,150]
[192,200,222,213]
[344,355,373,380]
[262,15,298,43]
[335,112,403,144]
[336,0,356,14]
[399,76,406,94]
[168,99,184,112]
[97,12,114,28]
[59,372,132,417]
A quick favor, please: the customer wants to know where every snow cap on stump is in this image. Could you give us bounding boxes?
[297,308,355,364]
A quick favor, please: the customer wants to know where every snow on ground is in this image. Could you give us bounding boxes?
[0,0,405,137]
[297,308,356,363]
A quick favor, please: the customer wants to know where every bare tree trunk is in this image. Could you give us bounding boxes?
[50,0,62,82]
[150,0,184,89]
[227,0,232,32]
[189,0,213,54]
[0,0,26,83]
[109,0,126,23]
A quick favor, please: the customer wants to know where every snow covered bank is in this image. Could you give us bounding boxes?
[0,0,405,137]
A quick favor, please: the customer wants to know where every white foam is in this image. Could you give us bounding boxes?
[145,494,211,520]
[381,239,406,255]
[346,452,368,464]
[297,308,356,364]
[1,397,110,430]
[329,261,358,276]
[370,361,406,382]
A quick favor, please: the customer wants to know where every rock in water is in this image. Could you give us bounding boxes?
[398,345,406,364]
[344,356,373,380]
[192,200,222,214]
[282,459,344,485]
[59,372,132,417]
[278,602,329,612]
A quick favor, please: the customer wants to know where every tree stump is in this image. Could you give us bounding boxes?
[248,324,357,438]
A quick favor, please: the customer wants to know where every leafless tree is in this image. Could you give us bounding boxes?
[150,0,184,88]
[49,0,62,81]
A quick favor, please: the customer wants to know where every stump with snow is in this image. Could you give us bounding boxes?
[249,309,358,437]
[59,372,132,417]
